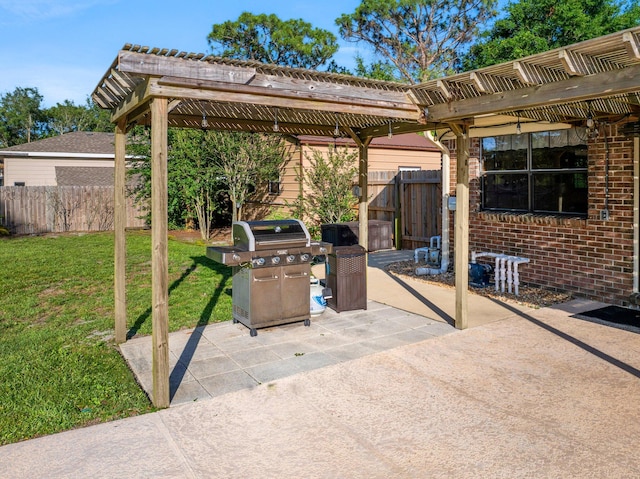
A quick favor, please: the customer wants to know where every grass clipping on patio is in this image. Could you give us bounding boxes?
[386,261,573,309]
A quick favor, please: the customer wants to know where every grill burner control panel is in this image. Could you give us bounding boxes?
[248,250,317,269]
[207,245,329,269]
[206,219,331,268]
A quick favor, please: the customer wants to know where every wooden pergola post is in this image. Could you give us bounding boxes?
[114,119,127,344]
[358,138,373,251]
[452,124,470,330]
[150,98,170,408]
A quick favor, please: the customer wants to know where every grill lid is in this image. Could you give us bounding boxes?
[233,219,311,251]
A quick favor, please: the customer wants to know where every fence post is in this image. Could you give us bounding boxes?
[394,172,402,250]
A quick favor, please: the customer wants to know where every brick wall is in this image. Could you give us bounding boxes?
[444,125,636,306]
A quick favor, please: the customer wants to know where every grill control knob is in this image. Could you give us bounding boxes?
[286,255,296,263]
[271,256,281,265]
[300,253,310,262]
[253,257,265,267]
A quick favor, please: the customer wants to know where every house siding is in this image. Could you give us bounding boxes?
[247,136,441,219]
[4,157,114,186]
[444,124,636,306]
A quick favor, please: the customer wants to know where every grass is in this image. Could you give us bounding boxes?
[0,230,233,445]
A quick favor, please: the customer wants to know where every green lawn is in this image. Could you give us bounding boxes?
[0,230,233,445]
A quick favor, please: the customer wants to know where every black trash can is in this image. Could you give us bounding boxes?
[321,221,393,251]
[321,223,358,247]
[325,245,367,312]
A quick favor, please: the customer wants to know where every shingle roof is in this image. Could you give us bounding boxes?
[55,166,114,186]
[0,132,115,155]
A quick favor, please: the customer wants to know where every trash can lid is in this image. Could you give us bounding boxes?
[332,244,367,255]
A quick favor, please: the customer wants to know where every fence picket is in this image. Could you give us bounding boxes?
[0,186,146,235]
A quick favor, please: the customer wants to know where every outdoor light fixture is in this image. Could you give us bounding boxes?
[586,102,595,129]
[334,114,340,137]
[273,108,280,132]
[388,119,393,138]
[515,113,522,135]
[201,112,208,129]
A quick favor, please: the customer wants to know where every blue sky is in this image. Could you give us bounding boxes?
[0,0,368,107]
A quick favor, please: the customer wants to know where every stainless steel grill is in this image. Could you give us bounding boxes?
[207,219,332,336]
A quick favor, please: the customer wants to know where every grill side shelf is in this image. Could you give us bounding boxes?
[206,246,253,267]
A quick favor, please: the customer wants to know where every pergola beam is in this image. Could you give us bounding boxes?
[118,50,257,84]
[425,63,640,123]
[559,49,593,76]
[111,78,152,124]
[151,78,420,121]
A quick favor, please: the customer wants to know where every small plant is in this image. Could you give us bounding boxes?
[289,145,359,233]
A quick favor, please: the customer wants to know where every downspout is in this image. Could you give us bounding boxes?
[416,131,451,275]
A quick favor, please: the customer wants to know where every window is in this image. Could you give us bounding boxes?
[481,129,588,215]
[268,177,280,195]
[14,182,25,186]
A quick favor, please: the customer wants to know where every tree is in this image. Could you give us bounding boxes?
[353,55,399,82]
[465,0,640,69]
[45,98,113,136]
[126,129,287,236]
[210,131,288,223]
[336,0,497,83]
[291,145,359,234]
[0,87,45,147]
[170,129,229,239]
[127,127,228,237]
[207,12,339,69]
[46,100,85,136]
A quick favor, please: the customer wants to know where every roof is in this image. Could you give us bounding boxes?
[55,166,115,186]
[92,26,640,139]
[0,132,115,156]
[297,133,440,151]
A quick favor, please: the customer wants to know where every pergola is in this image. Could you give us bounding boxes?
[93,26,640,407]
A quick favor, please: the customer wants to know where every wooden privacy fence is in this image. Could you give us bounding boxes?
[367,170,442,250]
[0,186,147,235]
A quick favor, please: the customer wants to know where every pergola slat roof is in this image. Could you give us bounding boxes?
[93,26,640,139]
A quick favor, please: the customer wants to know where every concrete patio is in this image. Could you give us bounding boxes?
[2,251,639,478]
[119,249,535,405]
[120,299,456,405]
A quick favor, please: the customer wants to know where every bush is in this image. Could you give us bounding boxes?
[290,145,358,234]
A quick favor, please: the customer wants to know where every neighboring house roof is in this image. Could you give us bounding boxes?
[0,131,115,157]
[296,133,440,152]
[56,166,114,186]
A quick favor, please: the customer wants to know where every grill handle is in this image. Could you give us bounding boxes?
[284,272,309,279]
[253,275,279,282]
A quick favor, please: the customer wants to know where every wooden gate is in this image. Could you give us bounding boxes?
[367,170,442,250]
